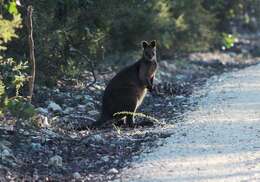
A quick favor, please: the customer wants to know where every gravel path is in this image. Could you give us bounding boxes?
[118,64,260,182]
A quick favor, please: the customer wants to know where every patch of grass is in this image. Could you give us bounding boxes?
[113,111,163,125]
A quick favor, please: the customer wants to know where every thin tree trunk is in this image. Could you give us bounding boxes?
[27,5,35,102]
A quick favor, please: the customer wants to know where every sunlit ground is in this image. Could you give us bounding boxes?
[119,64,260,182]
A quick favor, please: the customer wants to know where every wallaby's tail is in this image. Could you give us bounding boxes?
[92,114,108,128]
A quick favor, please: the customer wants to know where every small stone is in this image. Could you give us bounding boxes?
[48,101,62,112]
[0,148,17,167]
[53,88,60,93]
[37,107,49,115]
[1,149,12,159]
[42,116,50,127]
[175,95,185,99]
[48,155,63,167]
[75,95,83,101]
[31,143,42,151]
[63,107,74,114]
[86,102,95,109]
[35,114,50,128]
[92,134,105,143]
[108,168,118,174]
[113,159,119,164]
[87,110,99,116]
[84,95,93,101]
[83,134,106,144]
[77,105,86,112]
[101,156,110,162]
[73,172,81,179]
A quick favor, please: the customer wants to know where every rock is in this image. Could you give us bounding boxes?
[92,134,105,143]
[101,156,110,162]
[48,155,63,167]
[87,110,99,116]
[108,168,118,174]
[53,88,60,93]
[0,144,17,167]
[86,102,95,109]
[37,107,49,115]
[1,149,12,159]
[31,143,42,151]
[73,172,81,179]
[75,95,83,101]
[42,116,50,127]
[113,159,119,164]
[77,105,86,112]
[48,101,62,112]
[35,114,50,128]
[43,129,60,138]
[84,95,93,101]
[83,134,106,144]
[63,107,74,115]
[175,95,185,99]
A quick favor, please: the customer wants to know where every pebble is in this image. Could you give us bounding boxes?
[63,107,74,114]
[101,156,110,162]
[31,143,42,151]
[48,155,63,167]
[48,101,62,112]
[77,105,86,112]
[37,107,49,115]
[88,110,99,116]
[108,168,119,174]
[73,172,81,179]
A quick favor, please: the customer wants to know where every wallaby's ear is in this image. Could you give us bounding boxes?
[150,40,156,48]
[142,41,149,49]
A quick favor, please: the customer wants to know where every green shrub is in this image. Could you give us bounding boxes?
[0,1,35,120]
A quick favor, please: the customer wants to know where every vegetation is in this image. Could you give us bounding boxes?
[0,0,260,119]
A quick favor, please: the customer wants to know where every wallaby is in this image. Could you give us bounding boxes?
[94,40,158,127]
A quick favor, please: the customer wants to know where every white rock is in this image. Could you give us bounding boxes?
[35,114,50,128]
[77,105,86,112]
[108,168,119,174]
[1,149,12,159]
[87,110,99,116]
[84,95,93,101]
[48,155,63,167]
[63,107,74,114]
[37,107,49,115]
[101,156,110,162]
[42,116,50,127]
[48,101,62,112]
[73,172,81,179]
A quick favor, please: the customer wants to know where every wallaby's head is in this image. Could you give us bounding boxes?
[142,40,157,62]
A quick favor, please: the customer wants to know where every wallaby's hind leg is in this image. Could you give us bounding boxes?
[93,112,111,128]
[125,99,138,127]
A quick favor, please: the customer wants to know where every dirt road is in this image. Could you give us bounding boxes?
[118,64,260,182]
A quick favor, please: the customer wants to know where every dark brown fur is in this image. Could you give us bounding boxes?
[94,40,157,127]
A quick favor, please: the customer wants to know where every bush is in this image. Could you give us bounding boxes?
[0,1,35,120]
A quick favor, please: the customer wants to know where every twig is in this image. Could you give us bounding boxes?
[70,48,97,88]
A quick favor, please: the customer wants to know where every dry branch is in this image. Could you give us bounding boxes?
[27,5,35,102]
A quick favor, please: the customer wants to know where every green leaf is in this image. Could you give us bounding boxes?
[7,2,18,15]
